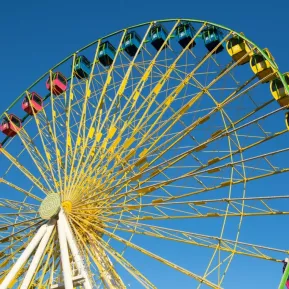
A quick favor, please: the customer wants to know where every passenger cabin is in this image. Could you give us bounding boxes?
[226,34,251,65]
[0,114,22,137]
[46,72,67,95]
[123,31,141,57]
[202,26,224,54]
[74,55,91,79]
[150,24,169,51]
[22,92,43,115]
[250,49,277,83]
[270,73,289,107]
[98,41,116,66]
[175,23,196,49]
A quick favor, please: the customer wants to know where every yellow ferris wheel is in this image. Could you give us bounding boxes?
[0,18,289,289]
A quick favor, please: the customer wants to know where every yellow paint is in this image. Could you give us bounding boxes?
[153,83,162,95]
[119,77,128,95]
[199,115,210,124]
[193,201,206,205]
[207,157,220,165]
[107,75,112,85]
[62,200,72,213]
[135,157,147,167]
[220,181,231,187]
[207,168,221,174]
[123,137,135,149]
[130,174,142,181]
[142,216,153,220]
[139,148,148,158]
[101,138,108,150]
[211,130,222,138]
[88,127,95,138]
[250,48,277,83]
[195,144,207,152]
[108,126,117,139]
[175,83,185,95]
[165,96,173,106]
[152,198,164,204]
[76,137,82,146]
[133,90,140,101]
[96,132,102,142]
[125,149,136,161]
[150,168,161,178]
[226,34,251,65]
[139,162,149,171]
[111,136,122,148]
[270,72,289,107]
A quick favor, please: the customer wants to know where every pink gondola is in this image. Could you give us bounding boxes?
[0,114,22,137]
[22,92,43,115]
[46,72,67,96]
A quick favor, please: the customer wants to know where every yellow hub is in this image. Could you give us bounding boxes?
[62,200,72,213]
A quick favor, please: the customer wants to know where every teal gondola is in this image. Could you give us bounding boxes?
[202,26,224,54]
[74,55,91,79]
[150,24,169,51]
[98,41,116,66]
[123,31,141,57]
[175,23,196,49]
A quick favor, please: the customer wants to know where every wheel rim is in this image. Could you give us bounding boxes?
[0,19,288,288]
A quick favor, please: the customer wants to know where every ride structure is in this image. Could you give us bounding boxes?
[0,19,289,288]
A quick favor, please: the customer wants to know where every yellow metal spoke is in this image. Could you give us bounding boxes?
[0,178,41,202]
[100,217,286,262]
[0,148,49,195]
[71,214,221,289]
[29,94,61,194]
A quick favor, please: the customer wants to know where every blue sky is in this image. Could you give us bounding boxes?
[0,0,288,113]
[0,0,289,288]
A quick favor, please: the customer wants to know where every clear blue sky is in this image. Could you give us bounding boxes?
[0,0,289,288]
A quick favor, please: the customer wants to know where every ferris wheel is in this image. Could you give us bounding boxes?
[0,18,289,289]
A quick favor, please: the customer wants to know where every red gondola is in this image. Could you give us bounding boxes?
[22,92,43,115]
[46,72,67,95]
[0,114,22,137]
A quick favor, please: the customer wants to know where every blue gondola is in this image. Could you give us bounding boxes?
[74,55,91,79]
[98,41,116,67]
[122,31,142,57]
[202,26,224,54]
[150,24,169,51]
[175,23,196,49]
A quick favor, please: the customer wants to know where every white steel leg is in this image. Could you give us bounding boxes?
[62,211,92,289]
[20,220,56,289]
[57,210,73,289]
[0,223,48,289]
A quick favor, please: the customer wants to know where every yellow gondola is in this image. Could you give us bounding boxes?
[226,33,252,65]
[250,48,277,83]
[270,73,289,107]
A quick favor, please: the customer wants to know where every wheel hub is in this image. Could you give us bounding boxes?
[39,193,61,220]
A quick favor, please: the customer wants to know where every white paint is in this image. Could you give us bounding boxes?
[62,211,92,289]
[57,210,73,289]
[20,220,56,289]
[0,223,48,289]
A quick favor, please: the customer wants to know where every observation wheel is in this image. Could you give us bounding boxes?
[0,18,289,289]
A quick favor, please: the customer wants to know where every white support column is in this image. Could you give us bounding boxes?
[20,220,56,289]
[0,223,48,289]
[57,210,74,289]
[62,211,92,289]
